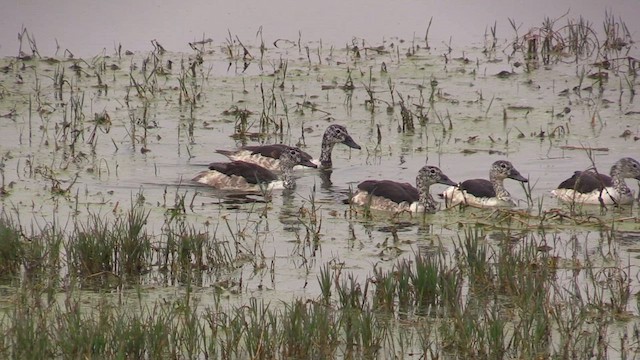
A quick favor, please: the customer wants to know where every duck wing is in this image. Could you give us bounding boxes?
[459,179,496,198]
[557,171,612,193]
[207,161,277,184]
[357,180,418,203]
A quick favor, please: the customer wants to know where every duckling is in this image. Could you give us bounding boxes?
[215,124,361,170]
[351,165,456,213]
[442,160,528,208]
[192,147,316,191]
[551,157,640,205]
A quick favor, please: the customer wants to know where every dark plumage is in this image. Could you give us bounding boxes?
[556,171,612,193]
[357,180,420,204]
[459,179,497,198]
[207,161,278,185]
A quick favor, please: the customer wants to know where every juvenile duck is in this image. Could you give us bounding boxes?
[351,165,456,213]
[441,160,528,208]
[215,124,361,170]
[551,157,640,205]
[193,148,316,191]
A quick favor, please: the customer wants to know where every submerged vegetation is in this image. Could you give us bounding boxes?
[1,12,640,359]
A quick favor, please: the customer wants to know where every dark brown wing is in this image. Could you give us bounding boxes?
[243,144,288,159]
[460,179,496,198]
[207,161,277,184]
[244,144,314,163]
[557,171,612,193]
[357,180,418,203]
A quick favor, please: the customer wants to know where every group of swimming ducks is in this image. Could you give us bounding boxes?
[193,124,640,212]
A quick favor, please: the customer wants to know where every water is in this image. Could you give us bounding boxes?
[1,24,639,290]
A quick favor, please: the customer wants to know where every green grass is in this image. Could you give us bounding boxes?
[0,215,23,278]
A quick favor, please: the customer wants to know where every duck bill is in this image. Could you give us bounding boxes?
[509,170,528,182]
[438,174,457,187]
[342,135,361,150]
[298,158,319,168]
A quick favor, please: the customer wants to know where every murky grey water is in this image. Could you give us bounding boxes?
[1,2,640,356]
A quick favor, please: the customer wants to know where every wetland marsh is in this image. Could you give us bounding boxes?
[1,8,640,359]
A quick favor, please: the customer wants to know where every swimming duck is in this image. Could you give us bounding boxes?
[215,124,361,170]
[441,160,528,208]
[351,165,456,213]
[192,147,316,191]
[551,157,640,205]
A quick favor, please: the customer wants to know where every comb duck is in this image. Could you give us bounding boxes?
[551,157,640,205]
[351,165,456,213]
[215,124,360,170]
[441,160,528,208]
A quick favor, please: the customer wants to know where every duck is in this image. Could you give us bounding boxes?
[441,160,528,208]
[550,157,640,205]
[192,147,316,191]
[215,124,361,170]
[350,165,456,213]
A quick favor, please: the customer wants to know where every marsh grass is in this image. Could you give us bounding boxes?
[0,215,23,278]
[68,202,150,288]
[2,287,214,359]
[280,299,339,358]
[68,212,119,286]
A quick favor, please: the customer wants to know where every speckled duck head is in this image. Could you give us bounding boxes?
[490,160,527,182]
[279,147,310,189]
[610,157,640,195]
[415,165,457,211]
[489,160,528,200]
[319,124,361,167]
[611,157,640,180]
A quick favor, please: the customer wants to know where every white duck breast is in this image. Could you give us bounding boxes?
[551,157,640,205]
[351,165,456,213]
[442,160,528,208]
[193,148,316,191]
[215,124,361,171]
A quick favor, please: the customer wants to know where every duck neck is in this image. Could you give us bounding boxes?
[610,164,631,196]
[319,136,335,168]
[418,184,436,212]
[281,167,295,190]
[279,161,296,190]
[490,174,511,200]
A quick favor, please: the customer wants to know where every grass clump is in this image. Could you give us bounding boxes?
[0,215,23,278]
[67,202,150,288]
